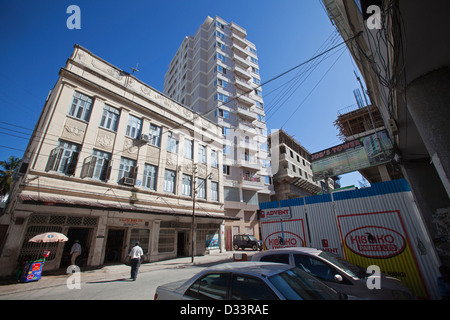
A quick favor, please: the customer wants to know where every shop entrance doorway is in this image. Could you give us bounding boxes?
[104,229,125,264]
[177,231,187,257]
[61,227,92,268]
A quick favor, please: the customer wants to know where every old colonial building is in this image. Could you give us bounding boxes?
[0,45,231,277]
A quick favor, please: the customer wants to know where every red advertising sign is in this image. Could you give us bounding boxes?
[344,226,406,258]
[260,207,291,220]
[264,231,305,249]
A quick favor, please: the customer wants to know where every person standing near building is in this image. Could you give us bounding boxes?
[70,240,82,266]
[129,241,144,281]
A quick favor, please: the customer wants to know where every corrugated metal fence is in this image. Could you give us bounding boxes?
[259,179,441,299]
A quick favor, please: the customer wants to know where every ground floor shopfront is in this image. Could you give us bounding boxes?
[0,201,229,277]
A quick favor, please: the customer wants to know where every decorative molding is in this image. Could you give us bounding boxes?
[95,129,115,152]
[123,138,138,159]
[61,117,87,143]
[91,59,124,81]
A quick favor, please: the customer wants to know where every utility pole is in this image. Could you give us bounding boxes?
[191,164,197,263]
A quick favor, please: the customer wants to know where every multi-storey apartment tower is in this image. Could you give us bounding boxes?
[163,16,273,247]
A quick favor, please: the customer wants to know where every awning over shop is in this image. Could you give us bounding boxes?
[18,194,239,221]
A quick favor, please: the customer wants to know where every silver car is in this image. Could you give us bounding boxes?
[154,261,344,300]
[252,247,415,300]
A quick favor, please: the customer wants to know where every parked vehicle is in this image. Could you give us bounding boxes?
[252,247,415,300]
[233,234,262,251]
[154,261,344,300]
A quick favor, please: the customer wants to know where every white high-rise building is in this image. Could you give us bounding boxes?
[164,16,273,245]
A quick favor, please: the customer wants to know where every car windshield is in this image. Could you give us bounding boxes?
[318,252,367,279]
[248,235,258,241]
[269,267,341,300]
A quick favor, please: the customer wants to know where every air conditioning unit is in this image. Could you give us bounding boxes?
[121,177,135,186]
[140,133,150,142]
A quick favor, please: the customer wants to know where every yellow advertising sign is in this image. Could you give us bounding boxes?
[337,210,429,299]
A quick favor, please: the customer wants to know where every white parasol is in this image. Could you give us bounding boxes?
[28,232,69,243]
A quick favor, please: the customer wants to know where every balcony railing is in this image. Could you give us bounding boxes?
[236,105,258,121]
[242,175,260,182]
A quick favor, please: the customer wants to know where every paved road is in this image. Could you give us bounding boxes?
[2,266,202,300]
[0,251,257,300]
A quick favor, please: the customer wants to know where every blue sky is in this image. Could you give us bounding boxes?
[0,0,367,188]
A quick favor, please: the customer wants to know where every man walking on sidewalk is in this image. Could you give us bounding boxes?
[70,240,82,266]
[129,241,144,281]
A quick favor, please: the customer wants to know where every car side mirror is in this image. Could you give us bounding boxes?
[334,274,343,282]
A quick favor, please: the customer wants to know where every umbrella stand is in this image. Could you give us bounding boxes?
[19,232,69,283]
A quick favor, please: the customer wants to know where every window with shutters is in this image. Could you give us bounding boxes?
[80,149,112,181]
[45,140,80,175]
[118,157,137,185]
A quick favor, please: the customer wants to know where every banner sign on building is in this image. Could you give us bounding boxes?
[310,130,394,180]
[260,207,291,220]
[259,179,441,299]
[337,210,427,298]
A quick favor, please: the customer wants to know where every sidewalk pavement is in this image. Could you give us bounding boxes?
[0,250,257,296]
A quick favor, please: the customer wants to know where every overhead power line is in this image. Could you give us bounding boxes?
[0,32,362,165]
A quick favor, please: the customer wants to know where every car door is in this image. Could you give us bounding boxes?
[184,273,230,300]
[293,254,353,296]
[230,273,279,300]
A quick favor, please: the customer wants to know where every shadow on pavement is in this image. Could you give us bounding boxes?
[86,278,133,284]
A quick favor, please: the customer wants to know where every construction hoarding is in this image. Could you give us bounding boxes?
[259,179,441,299]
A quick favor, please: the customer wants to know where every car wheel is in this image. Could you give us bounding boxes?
[252,244,258,251]
[233,244,239,251]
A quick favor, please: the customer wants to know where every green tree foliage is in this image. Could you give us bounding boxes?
[0,156,21,196]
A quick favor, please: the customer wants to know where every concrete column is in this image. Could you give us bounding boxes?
[406,67,450,198]
[378,165,391,182]
[91,215,107,266]
[149,220,160,262]
[400,161,450,241]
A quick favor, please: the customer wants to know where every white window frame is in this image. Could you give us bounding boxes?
[143,164,158,190]
[118,157,136,183]
[149,124,162,147]
[167,132,179,154]
[164,169,176,194]
[211,150,218,168]
[100,105,120,132]
[198,145,206,164]
[197,178,206,199]
[92,149,112,180]
[184,139,193,159]
[68,91,93,122]
[182,174,192,196]
[211,181,218,201]
[125,115,142,139]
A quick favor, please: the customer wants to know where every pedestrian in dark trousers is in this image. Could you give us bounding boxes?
[129,241,144,281]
